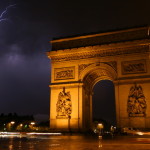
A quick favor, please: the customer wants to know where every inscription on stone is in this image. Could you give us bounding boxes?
[54,66,75,80]
[122,59,147,74]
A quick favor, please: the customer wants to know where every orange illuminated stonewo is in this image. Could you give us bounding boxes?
[47,26,150,132]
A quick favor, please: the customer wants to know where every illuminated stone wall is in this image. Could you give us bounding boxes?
[115,55,150,128]
[49,61,84,131]
[47,27,150,131]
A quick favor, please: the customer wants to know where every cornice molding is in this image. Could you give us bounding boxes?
[114,75,150,85]
[50,26,150,51]
[48,43,149,62]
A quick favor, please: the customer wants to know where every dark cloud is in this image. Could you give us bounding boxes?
[0,1,52,116]
[0,52,50,115]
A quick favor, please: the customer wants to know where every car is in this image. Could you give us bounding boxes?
[122,127,143,135]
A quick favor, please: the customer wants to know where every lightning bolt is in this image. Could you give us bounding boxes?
[0,4,16,22]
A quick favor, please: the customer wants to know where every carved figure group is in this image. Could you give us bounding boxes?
[56,87,72,118]
[127,84,146,116]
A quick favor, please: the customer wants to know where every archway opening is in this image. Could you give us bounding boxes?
[92,80,116,129]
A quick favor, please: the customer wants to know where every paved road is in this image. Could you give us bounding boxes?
[0,134,150,150]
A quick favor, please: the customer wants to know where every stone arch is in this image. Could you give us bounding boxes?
[79,63,117,80]
[80,63,117,91]
[48,27,150,131]
[80,64,117,130]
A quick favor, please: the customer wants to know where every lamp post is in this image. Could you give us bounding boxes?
[31,122,35,125]
[10,121,15,131]
[3,124,6,131]
[97,123,104,148]
[19,123,23,131]
[97,123,104,139]
[11,121,15,125]
[30,122,35,130]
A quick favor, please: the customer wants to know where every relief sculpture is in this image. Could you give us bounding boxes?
[54,67,75,80]
[122,59,147,74]
[56,87,72,118]
[127,84,146,117]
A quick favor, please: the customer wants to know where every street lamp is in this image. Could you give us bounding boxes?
[20,124,23,127]
[30,122,35,125]
[10,121,15,131]
[10,121,15,125]
[3,124,6,131]
[30,122,36,130]
[97,123,104,139]
[97,123,103,148]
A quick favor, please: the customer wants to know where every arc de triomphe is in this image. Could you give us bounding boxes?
[47,27,150,131]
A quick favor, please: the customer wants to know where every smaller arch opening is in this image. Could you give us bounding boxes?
[92,80,116,128]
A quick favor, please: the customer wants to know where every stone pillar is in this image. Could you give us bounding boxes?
[114,81,121,128]
[49,82,84,132]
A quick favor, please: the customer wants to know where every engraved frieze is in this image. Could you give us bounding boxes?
[56,87,72,119]
[122,59,147,75]
[54,66,75,80]
[127,84,146,117]
[78,63,93,74]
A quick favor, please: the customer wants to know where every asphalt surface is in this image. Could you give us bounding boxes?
[0,134,150,150]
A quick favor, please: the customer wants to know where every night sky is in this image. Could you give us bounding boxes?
[0,0,150,122]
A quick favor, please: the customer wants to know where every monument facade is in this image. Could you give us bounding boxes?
[47,27,150,131]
